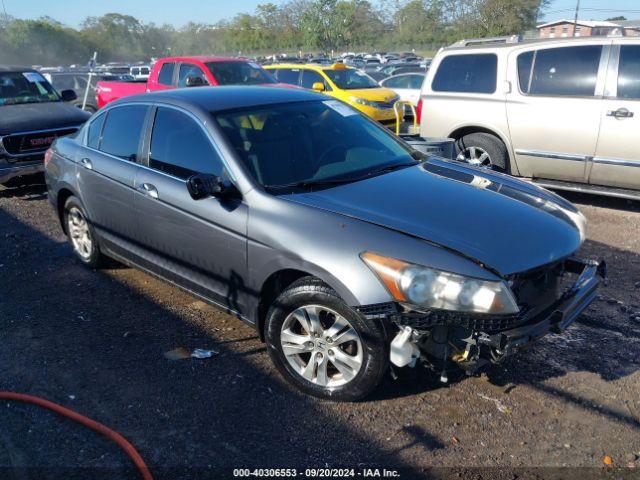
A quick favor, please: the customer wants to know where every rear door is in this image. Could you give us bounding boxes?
[506,42,610,182]
[134,105,248,310]
[590,42,640,190]
[76,105,149,254]
[148,61,176,91]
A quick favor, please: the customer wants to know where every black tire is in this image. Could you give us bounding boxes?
[455,132,510,173]
[63,196,105,268]
[265,277,388,401]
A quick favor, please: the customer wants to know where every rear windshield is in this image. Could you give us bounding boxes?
[206,61,276,86]
[323,69,379,89]
[0,71,60,106]
[214,100,416,190]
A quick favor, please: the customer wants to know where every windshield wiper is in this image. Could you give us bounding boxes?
[359,161,417,179]
[266,177,359,191]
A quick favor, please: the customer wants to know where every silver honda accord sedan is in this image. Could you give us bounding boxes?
[45,86,605,400]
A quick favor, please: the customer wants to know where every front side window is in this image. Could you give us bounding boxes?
[618,45,640,100]
[323,69,379,89]
[301,70,329,90]
[214,100,416,189]
[87,113,106,150]
[383,76,411,89]
[518,45,602,96]
[99,105,148,162]
[274,68,300,85]
[178,64,208,87]
[158,62,175,86]
[206,61,276,86]
[432,54,497,94]
[0,71,60,106]
[150,107,223,180]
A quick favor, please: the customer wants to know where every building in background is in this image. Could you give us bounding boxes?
[537,19,640,38]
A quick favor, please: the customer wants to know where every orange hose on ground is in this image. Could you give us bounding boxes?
[0,392,153,480]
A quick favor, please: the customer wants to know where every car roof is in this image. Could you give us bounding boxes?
[162,56,251,63]
[0,66,35,73]
[118,86,325,112]
[442,35,637,52]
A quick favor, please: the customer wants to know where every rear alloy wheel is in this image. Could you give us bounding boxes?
[455,132,509,173]
[63,196,104,268]
[265,277,387,401]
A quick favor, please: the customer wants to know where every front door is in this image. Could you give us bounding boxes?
[590,44,640,190]
[134,106,248,313]
[506,43,608,182]
[76,105,148,253]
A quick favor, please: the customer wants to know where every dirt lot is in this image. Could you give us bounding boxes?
[0,179,639,479]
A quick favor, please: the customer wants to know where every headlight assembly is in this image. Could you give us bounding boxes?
[349,97,380,108]
[361,252,519,315]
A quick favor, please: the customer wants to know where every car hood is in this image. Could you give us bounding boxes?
[0,102,90,136]
[283,159,585,276]
[343,87,398,102]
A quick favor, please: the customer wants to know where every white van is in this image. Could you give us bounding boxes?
[419,36,640,200]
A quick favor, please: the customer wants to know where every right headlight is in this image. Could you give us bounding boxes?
[361,252,519,315]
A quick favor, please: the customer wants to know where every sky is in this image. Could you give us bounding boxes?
[2,0,639,28]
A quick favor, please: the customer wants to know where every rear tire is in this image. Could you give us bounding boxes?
[63,196,105,268]
[264,277,388,401]
[455,132,509,173]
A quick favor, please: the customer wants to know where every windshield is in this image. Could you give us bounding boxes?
[214,100,417,191]
[0,71,60,106]
[206,61,276,86]
[323,69,379,89]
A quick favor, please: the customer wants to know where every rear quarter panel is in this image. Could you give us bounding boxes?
[419,50,515,173]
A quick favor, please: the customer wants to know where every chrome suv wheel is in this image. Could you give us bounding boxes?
[457,146,492,168]
[265,277,387,401]
[280,305,363,388]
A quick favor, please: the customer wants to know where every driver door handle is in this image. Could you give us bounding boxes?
[80,158,93,170]
[137,183,159,199]
[607,108,634,119]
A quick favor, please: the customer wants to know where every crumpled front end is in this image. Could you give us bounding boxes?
[356,257,606,380]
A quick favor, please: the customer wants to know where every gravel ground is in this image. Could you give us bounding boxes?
[0,179,639,479]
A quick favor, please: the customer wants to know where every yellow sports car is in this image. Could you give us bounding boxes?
[265,63,400,127]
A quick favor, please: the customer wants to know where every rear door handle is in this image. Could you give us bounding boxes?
[606,108,634,119]
[80,158,93,170]
[137,183,159,199]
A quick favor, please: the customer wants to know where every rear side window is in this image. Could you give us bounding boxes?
[618,45,640,100]
[275,68,300,85]
[432,54,497,94]
[149,107,223,180]
[518,45,602,96]
[383,76,411,89]
[158,62,175,86]
[99,105,148,162]
[86,113,106,149]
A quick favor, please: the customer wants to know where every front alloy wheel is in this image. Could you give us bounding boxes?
[265,277,387,401]
[280,305,363,388]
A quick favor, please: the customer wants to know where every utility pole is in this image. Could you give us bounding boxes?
[573,0,581,37]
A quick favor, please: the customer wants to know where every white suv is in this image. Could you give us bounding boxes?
[419,36,640,200]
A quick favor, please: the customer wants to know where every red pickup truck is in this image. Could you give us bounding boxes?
[96,56,277,108]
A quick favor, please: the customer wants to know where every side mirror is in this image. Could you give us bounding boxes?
[186,173,225,200]
[311,82,325,92]
[185,76,207,87]
[60,89,77,102]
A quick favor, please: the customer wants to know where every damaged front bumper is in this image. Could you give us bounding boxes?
[357,257,606,372]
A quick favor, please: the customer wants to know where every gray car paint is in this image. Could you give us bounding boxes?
[46,87,585,329]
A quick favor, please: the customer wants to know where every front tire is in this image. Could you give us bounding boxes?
[265,278,388,401]
[63,196,104,268]
[455,132,509,173]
